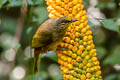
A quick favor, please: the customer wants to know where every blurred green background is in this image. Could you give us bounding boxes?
[0,0,120,80]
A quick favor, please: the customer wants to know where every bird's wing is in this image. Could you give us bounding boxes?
[32,18,58,48]
[32,31,53,48]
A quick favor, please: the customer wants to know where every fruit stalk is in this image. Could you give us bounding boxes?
[46,0,103,79]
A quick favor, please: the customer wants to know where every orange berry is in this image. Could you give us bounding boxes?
[60,2,65,7]
[88,35,93,40]
[55,0,61,5]
[87,40,93,45]
[64,11,69,16]
[72,46,78,52]
[70,33,75,39]
[72,0,79,5]
[86,30,92,35]
[68,2,73,7]
[79,63,84,68]
[91,44,95,49]
[82,10,86,15]
[75,21,81,26]
[52,4,56,8]
[79,23,85,29]
[68,14,73,18]
[87,63,92,68]
[59,8,65,14]
[84,20,88,25]
[72,53,77,58]
[86,73,92,78]
[85,55,90,60]
[72,60,77,65]
[70,40,74,44]
[67,50,72,56]
[75,38,80,42]
[64,0,69,4]
[89,49,96,54]
[75,14,81,19]
[67,57,72,63]
[86,25,91,30]
[67,26,72,31]
[64,43,69,48]
[81,53,86,58]
[75,32,80,37]
[73,42,79,46]
[92,57,98,62]
[81,75,86,80]
[71,29,75,33]
[83,60,87,65]
[79,40,83,44]
[96,71,102,75]
[86,45,91,50]
[81,15,88,21]
[83,42,87,46]
[79,45,84,50]
[72,9,77,15]
[59,42,65,47]
[83,36,88,42]
[64,37,71,43]
[80,4,84,10]
[79,0,83,3]
[81,28,87,33]
[64,5,69,10]
[75,26,80,31]
[63,50,67,54]
[94,61,100,65]
[63,68,68,73]
[67,64,73,69]
[76,56,82,62]
[69,8,73,13]
[86,68,91,72]
[77,50,82,55]
[49,13,56,18]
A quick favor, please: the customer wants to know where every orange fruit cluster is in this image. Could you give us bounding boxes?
[46,0,103,80]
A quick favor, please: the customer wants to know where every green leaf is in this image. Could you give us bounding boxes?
[104,45,120,65]
[0,0,7,8]
[32,0,37,3]
[32,6,48,25]
[26,27,33,35]
[107,2,116,9]
[104,55,120,65]
[0,16,17,35]
[27,71,48,80]
[102,19,118,32]
[27,74,43,80]
[104,74,117,80]
[96,47,107,60]
[7,0,24,7]
[28,0,46,6]
[42,52,58,62]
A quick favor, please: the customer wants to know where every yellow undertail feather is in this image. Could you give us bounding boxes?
[34,48,42,73]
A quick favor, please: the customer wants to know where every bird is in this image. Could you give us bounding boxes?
[32,16,78,73]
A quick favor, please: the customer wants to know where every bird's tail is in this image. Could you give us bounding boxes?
[34,48,42,73]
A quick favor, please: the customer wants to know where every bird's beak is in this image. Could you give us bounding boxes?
[71,19,78,22]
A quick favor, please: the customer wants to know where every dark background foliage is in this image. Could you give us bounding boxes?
[0,0,120,80]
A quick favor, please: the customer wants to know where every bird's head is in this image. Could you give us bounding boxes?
[58,16,78,24]
[57,16,78,29]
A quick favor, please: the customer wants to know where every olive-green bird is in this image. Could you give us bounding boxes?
[32,16,78,73]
